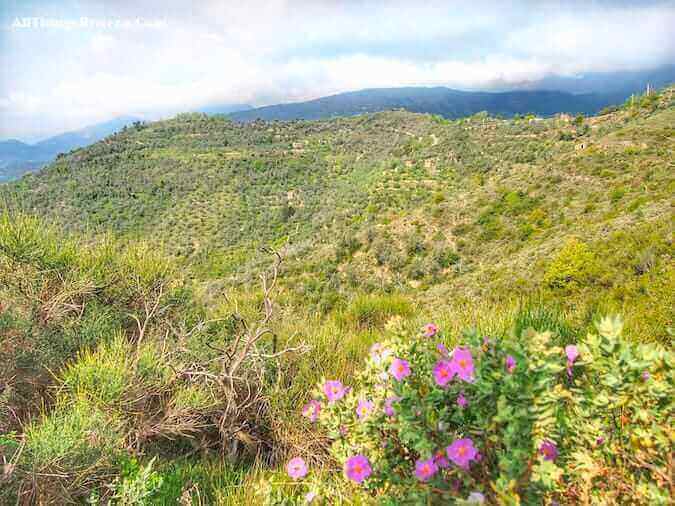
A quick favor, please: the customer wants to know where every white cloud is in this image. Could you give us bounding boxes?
[1,0,673,140]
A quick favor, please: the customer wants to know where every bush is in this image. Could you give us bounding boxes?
[544,239,600,291]
[276,316,672,504]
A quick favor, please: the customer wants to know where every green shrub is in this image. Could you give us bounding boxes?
[279,316,672,504]
[544,239,600,291]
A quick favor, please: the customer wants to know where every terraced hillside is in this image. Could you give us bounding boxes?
[4,88,673,340]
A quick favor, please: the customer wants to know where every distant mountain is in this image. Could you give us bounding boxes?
[228,88,612,122]
[514,64,675,96]
[0,115,140,182]
[229,65,675,123]
[197,103,253,115]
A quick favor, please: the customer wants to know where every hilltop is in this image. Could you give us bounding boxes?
[0,86,673,504]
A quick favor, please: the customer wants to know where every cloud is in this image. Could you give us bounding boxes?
[1,0,674,140]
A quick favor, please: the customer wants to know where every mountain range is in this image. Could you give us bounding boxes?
[0,115,141,182]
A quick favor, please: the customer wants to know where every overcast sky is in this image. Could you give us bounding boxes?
[1,0,674,141]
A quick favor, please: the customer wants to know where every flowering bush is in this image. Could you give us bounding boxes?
[275,316,672,504]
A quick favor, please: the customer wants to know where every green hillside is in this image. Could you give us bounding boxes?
[0,87,673,504]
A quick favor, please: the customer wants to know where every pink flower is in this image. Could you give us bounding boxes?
[304,491,317,503]
[433,359,454,387]
[356,398,374,420]
[344,454,372,484]
[596,436,605,446]
[384,396,401,417]
[434,450,450,469]
[389,358,411,381]
[505,355,516,373]
[446,438,479,469]
[437,343,450,357]
[323,380,347,403]
[370,343,391,364]
[642,370,650,381]
[539,440,558,461]
[415,457,438,481]
[286,457,308,480]
[457,392,468,408]
[302,400,321,422]
[449,347,475,383]
[565,344,579,377]
[422,323,439,337]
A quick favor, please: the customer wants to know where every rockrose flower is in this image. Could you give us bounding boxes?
[446,438,478,469]
[304,491,317,503]
[539,440,558,461]
[323,380,347,403]
[565,345,579,378]
[356,398,374,420]
[384,396,401,417]
[389,358,411,381]
[467,492,486,504]
[422,323,439,337]
[286,457,308,479]
[433,359,454,387]
[370,343,391,364]
[642,370,650,381]
[505,355,516,374]
[437,343,450,357]
[457,392,468,408]
[302,400,321,422]
[449,347,475,382]
[344,454,372,484]
[415,457,438,481]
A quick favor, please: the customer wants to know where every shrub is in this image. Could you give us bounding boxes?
[544,239,600,291]
[277,316,672,504]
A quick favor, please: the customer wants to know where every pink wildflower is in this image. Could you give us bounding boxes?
[415,457,438,481]
[437,343,450,357]
[370,342,391,364]
[356,398,374,420]
[384,396,401,417]
[389,358,411,381]
[457,392,468,408]
[505,355,516,373]
[642,370,650,381]
[433,359,454,387]
[323,380,347,403]
[286,457,308,480]
[449,347,475,382]
[422,323,439,337]
[304,491,317,503]
[539,440,558,461]
[446,438,479,469]
[344,454,372,484]
[302,400,321,422]
[565,345,579,378]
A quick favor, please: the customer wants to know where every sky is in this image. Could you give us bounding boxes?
[1,0,674,142]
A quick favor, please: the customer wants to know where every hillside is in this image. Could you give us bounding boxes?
[1,87,673,504]
[229,87,622,122]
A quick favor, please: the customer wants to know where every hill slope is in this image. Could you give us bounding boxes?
[4,87,673,340]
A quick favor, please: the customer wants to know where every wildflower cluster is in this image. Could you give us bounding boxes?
[277,316,672,504]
